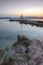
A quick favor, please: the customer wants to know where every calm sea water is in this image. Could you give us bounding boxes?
[0,19,43,62]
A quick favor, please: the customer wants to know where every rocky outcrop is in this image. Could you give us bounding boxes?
[1,35,43,65]
[13,35,31,48]
[2,54,27,65]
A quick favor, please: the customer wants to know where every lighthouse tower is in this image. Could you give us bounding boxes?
[20,15,24,21]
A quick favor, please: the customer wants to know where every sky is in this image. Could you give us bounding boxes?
[0,0,43,17]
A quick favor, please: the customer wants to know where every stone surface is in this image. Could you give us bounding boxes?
[1,35,43,65]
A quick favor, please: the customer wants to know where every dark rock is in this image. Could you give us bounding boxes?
[25,48,31,53]
[22,40,30,47]
[18,35,28,41]
[13,35,31,48]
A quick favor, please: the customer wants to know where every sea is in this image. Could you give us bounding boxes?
[0,19,43,63]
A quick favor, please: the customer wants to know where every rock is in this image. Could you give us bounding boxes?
[0,49,4,59]
[1,35,43,65]
[22,40,30,47]
[13,35,31,48]
[15,45,26,53]
[25,48,31,53]
[28,60,36,65]
[18,35,28,41]
[34,56,42,65]
[2,54,28,65]
[40,63,43,65]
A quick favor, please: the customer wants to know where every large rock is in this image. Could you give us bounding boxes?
[13,35,31,48]
[17,35,28,41]
[2,35,43,65]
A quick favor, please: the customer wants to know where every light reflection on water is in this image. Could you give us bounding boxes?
[0,19,43,62]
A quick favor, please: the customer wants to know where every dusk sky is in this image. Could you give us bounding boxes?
[0,0,43,16]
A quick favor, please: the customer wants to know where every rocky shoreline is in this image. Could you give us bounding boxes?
[9,19,43,27]
[19,20,43,27]
[1,35,43,65]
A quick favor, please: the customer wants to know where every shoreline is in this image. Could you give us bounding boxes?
[9,19,43,27]
[1,35,43,65]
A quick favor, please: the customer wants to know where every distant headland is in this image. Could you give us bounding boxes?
[9,15,43,27]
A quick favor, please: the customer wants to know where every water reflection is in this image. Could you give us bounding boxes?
[0,19,43,63]
[0,20,43,49]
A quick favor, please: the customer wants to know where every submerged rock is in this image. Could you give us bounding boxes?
[5,47,9,51]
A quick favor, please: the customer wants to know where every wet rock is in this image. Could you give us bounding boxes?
[25,48,31,53]
[28,60,36,65]
[13,35,31,48]
[0,49,4,59]
[34,56,42,65]
[22,40,30,47]
[1,35,43,65]
[2,54,28,65]
[15,45,26,54]
[18,35,28,41]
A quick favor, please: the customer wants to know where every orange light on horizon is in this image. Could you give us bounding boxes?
[0,9,43,17]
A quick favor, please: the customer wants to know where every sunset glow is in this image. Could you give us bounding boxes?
[0,0,43,17]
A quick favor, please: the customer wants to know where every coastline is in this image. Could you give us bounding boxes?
[9,19,43,27]
[1,35,43,65]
